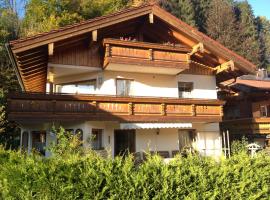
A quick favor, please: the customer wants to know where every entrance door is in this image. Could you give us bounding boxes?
[114,130,135,156]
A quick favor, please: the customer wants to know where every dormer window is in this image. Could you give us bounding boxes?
[178,82,193,98]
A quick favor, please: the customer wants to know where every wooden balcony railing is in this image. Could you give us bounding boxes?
[102,38,191,72]
[8,93,224,122]
[222,117,270,135]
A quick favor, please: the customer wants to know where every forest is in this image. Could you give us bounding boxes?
[0,0,270,147]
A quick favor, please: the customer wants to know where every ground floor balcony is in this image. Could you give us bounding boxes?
[221,118,270,149]
[8,92,224,122]
[222,117,270,135]
[19,120,222,158]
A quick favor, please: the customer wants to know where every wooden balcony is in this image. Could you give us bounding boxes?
[8,93,224,122]
[222,118,270,135]
[102,38,191,75]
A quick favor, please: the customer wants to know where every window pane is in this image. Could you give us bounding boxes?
[32,131,46,155]
[91,129,103,150]
[260,105,267,117]
[116,79,132,96]
[56,79,96,94]
[178,82,193,98]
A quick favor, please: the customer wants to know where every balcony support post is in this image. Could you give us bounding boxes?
[149,13,154,24]
[149,49,153,60]
[105,44,111,57]
[192,104,196,116]
[128,102,133,115]
[220,106,224,117]
[92,101,97,114]
[161,103,166,116]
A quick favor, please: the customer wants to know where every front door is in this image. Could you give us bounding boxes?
[114,129,135,156]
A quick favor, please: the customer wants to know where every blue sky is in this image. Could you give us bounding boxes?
[247,0,270,19]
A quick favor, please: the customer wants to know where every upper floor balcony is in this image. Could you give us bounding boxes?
[102,38,191,75]
[8,92,224,123]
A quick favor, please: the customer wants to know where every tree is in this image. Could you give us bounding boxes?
[206,0,239,51]
[0,0,20,148]
[257,16,270,69]
[235,0,260,65]
[22,0,82,36]
[192,0,211,32]
[22,0,131,37]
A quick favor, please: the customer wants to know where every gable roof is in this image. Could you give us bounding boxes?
[7,2,257,92]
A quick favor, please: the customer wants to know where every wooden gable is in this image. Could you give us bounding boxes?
[7,2,257,92]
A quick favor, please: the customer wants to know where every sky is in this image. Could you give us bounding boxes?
[247,0,270,19]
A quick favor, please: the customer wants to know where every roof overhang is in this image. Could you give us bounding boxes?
[8,2,257,92]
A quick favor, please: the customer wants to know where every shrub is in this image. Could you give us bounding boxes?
[0,129,269,199]
[231,137,249,155]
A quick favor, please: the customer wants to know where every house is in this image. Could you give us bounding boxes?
[221,69,270,150]
[6,2,256,158]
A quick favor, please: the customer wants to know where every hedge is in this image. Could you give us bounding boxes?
[0,149,269,199]
[0,129,269,199]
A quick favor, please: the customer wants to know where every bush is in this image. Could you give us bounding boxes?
[231,137,249,155]
[0,129,269,199]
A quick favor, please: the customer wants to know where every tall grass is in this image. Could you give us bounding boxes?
[0,129,269,199]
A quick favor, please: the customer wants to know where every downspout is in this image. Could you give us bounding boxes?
[5,43,25,91]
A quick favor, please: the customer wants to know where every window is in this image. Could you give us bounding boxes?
[91,129,103,150]
[116,79,132,96]
[75,129,83,142]
[56,79,96,94]
[178,130,196,151]
[22,131,29,151]
[178,82,193,98]
[260,105,270,117]
[32,131,46,155]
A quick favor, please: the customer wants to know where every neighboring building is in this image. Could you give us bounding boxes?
[6,3,256,158]
[221,69,270,150]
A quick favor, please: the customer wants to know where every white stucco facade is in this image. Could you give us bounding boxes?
[20,121,222,158]
[53,70,218,99]
[23,68,222,158]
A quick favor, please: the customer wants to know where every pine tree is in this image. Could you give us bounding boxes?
[235,0,260,65]
[257,17,270,69]
[192,0,211,32]
[172,0,196,27]
[206,0,239,51]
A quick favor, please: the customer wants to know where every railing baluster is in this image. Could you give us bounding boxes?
[149,49,153,60]
[161,103,166,116]
[192,104,196,116]
[128,102,133,115]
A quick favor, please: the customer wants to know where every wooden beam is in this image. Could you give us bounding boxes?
[92,30,97,42]
[48,43,54,56]
[11,6,152,53]
[214,60,234,74]
[149,13,154,24]
[189,43,204,56]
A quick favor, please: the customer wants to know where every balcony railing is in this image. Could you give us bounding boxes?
[8,93,224,122]
[102,38,191,74]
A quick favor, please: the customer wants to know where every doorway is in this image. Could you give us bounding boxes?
[178,130,196,151]
[114,129,135,156]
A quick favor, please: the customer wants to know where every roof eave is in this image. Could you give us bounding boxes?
[5,43,25,91]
